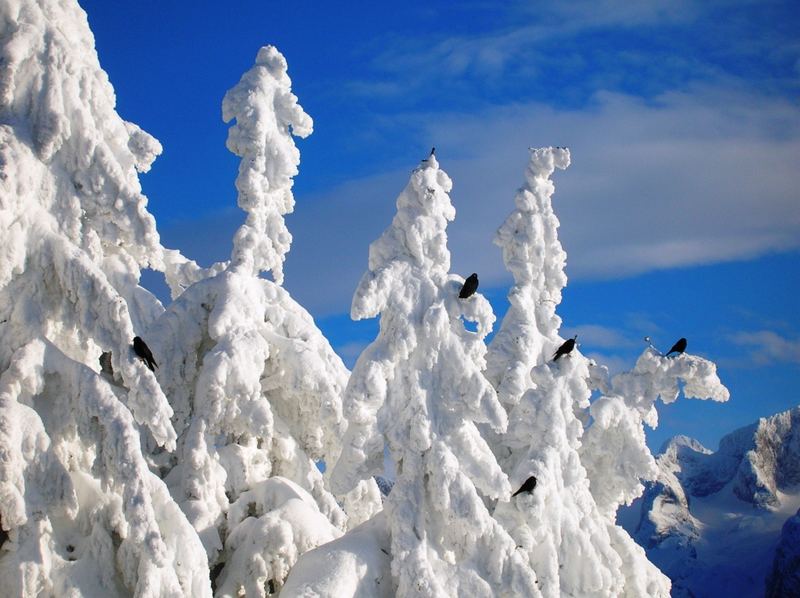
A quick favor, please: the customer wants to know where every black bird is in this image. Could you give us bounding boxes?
[459,273,479,299]
[133,336,158,371]
[665,337,687,356]
[553,335,578,361]
[512,475,537,497]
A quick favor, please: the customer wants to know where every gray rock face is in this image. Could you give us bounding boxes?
[766,508,800,598]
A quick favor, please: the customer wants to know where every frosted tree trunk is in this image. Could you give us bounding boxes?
[331,155,539,598]
[0,0,210,594]
[489,148,671,597]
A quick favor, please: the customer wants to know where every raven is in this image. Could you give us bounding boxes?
[133,336,158,371]
[553,335,577,361]
[512,476,537,497]
[459,273,479,299]
[665,337,687,356]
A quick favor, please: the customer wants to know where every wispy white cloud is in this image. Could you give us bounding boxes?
[729,330,800,365]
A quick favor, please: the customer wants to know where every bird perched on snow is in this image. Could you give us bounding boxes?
[133,336,158,371]
[459,273,479,299]
[512,475,537,497]
[665,337,687,356]
[553,335,578,361]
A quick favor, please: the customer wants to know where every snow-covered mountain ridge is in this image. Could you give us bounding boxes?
[620,406,800,597]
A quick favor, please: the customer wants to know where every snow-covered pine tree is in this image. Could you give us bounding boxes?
[489,147,672,597]
[330,154,539,597]
[149,46,376,596]
[0,0,210,595]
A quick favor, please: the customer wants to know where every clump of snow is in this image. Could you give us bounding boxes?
[330,154,538,597]
[222,45,313,283]
[581,347,729,519]
[282,512,393,598]
[215,477,341,597]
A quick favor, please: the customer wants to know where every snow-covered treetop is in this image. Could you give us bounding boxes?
[334,154,502,491]
[486,147,571,407]
[332,155,536,597]
[222,45,313,282]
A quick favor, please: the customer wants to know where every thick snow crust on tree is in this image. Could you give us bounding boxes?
[485,147,570,414]
[488,148,671,598]
[0,0,211,595]
[581,347,730,520]
[147,46,369,595]
[330,155,538,597]
[222,46,312,284]
[282,512,392,598]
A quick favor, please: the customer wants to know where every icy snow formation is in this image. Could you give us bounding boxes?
[0,0,210,594]
[581,347,730,519]
[622,406,800,598]
[489,148,671,598]
[222,45,312,283]
[330,155,538,597]
[149,46,363,593]
[282,512,393,598]
[485,147,570,413]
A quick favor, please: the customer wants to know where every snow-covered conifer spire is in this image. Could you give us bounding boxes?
[486,147,570,409]
[148,46,361,593]
[222,45,313,282]
[331,155,538,597]
[489,149,671,597]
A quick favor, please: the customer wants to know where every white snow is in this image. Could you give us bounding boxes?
[329,154,538,597]
[488,148,670,598]
[0,1,750,596]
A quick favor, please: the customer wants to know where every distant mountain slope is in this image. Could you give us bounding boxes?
[619,406,800,598]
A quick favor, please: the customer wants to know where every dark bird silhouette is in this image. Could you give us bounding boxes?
[133,336,158,371]
[553,335,578,361]
[512,475,537,497]
[459,273,479,299]
[665,337,687,356]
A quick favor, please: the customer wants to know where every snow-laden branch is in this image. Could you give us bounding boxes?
[581,348,729,518]
[0,338,209,596]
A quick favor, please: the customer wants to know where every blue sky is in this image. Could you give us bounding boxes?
[80,0,799,452]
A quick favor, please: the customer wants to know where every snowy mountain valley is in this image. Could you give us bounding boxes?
[0,1,795,597]
[619,407,800,597]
